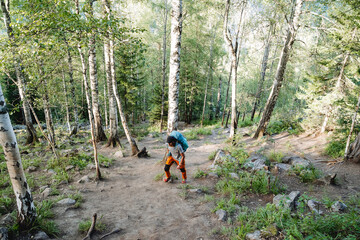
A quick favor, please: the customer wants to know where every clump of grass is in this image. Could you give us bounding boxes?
[78,217,106,233]
[200,194,215,203]
[267,150,284,163]
[184,127,213,140]
[213,194,240,215]
[194,169,208,179]
[325,140,345,159]
[27,200,59,237]
[154,172,164,181]
[289,165,322,183]
[208,150,217,160]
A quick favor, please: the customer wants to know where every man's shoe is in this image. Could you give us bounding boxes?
[163,177,172,183]
[181,179,186,184]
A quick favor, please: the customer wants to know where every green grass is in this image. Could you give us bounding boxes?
[78,217,106,233]
[267,150,284,163]
[183,127,213,140]
[267,120,303,136]
[213,194,240,215]
[289,165,322,183]
[193,169,208,179]
[325,140,345,158]
[154,172,164,181]
[208,150,217,160]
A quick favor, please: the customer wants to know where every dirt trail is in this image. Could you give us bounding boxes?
[54,130,227,240]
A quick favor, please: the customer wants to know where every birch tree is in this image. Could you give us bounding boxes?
[167,0,183,134]
[0,83,36,227]
[1,0,38,144]
[254,0,305,139]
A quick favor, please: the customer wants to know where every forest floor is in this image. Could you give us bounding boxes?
[4,123,360,239]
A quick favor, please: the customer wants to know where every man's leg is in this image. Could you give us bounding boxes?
[164,156,175,181]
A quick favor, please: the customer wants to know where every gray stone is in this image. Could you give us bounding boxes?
[290,157,310,168]
[209,150,237,170]
[0,227,8,240]
[246,230,261,240]
[281,156,293,164]
[33,231,50,240]
[331,201,347,212]
[0,214,13,226]
[86,164,96,170]
[57,198,76,206]
[273,191,300,210]
[229,172,239,179]
[244,154,267,171]
[215,209,227,222]
[65,165,74,171]
[208,172,219,179]
[41,188,52,199]
[77,175,90,183]
[114,150,124,158]
[315,173,337,186]
[276,163,292,172]
[27,166,37,172]
[189,189,202,194]
[307,200,323,214]
[47,169,56,175]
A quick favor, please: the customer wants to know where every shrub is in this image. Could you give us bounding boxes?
[325,140,345,158]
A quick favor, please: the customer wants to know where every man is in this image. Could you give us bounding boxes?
[164,135,187,184]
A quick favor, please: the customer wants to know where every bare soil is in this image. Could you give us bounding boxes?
[45,126,360,239]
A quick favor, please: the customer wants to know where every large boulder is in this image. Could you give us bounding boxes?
[273,191,300,210]
[289,157,311,168]
[209,149,236,170]
[0,227,8,240]
[275,163,292,172]
[244,154,267,171]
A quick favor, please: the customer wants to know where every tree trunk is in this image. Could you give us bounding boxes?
[251,24,273,121]
[201,29,215,127]
[160,0,168,133]
[1,0,38,145]
[254,0,304,139]
[222,65,232,127]
[64,36,79,134]
[102,0,121,148]
[77,0,101,180]
[225,110,230,128]
[62,70,71,133]
[0,83,37,227]
[167,0,182,134]
[345,92,360,159]
[88,0,107,142]
[216,76,222,119]
[41,70,56,146]
[346,132,360,163]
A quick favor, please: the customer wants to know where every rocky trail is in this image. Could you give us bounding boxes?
[18,126,360,240]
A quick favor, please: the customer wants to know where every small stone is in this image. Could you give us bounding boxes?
[273,191,300,210]
[27,166,37,172]
[41,188,52,199]
[276,163,292,172]
[47,169,56,175]
[33,231,50,240]
[114,150,124,158]
[315,173,337,186]
[244,154,267,171]
[215,209,227,222]
[57,198,76,206]
[77,175,90,183]
[65,165,74,171]
[208,172,219,179]
[189,189,202,194]
[307,200,323,214]
[291,157,310,168]
[281,156,292,164]
[86,164,96,170]
[0,227,8,240]
[331,201,347,212]
[229,172,239,179]
[246,230,261,240]
[39,185,48,192]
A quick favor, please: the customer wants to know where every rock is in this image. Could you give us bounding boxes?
[208,172,219,179]
[57,198,76,206]
[27,166,37,172]
[315,173,337,186]
[244,154,267,171]
[246,230,261,240]
[276,163,292,172]
[41,188,52,199]
[215,209,227,222]
[261,224,278,238]
[229,172,239,179]
[0,227,8,240]
[86,164,96,170]
[62,149,78,157]
[189,189,202,194]
[209,150,236,170]
[331,201,347,212]
[77,175,90,183]
[65,165,74,171]
[0,214,13,226]
[33,231,50,240]
[290,157,310,168]
[114,150,124,158]
[273,191,300,210]
[39,185,48,192]
[281,156,292,164]
[307,200,323,214]
[47,169,56,175]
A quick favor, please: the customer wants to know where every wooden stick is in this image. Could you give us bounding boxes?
[82,213,97,240]
[99,228,121,240]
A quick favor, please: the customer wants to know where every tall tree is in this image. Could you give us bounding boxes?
[0,83,37,227]
[88,0,107,142]
[254,0,305,139]
[167,0,183,134]
[1,0,38,144]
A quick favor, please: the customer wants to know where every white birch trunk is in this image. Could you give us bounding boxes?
[62,71,71,133]
[0,83,36,226]
[160,0,168,133]
[167,0,182,134]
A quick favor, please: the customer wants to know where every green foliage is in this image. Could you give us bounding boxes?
[267,120,303,136]
[267,150,284,163]
[78,217,106,233]
[290,165,322,183]
[213,194,240,215]
[325,139,346,158]
[208,150,217,160]
[183,127,212,140]
[30,200,59,237]
[193,169,208,179]
[153,172,164,181]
